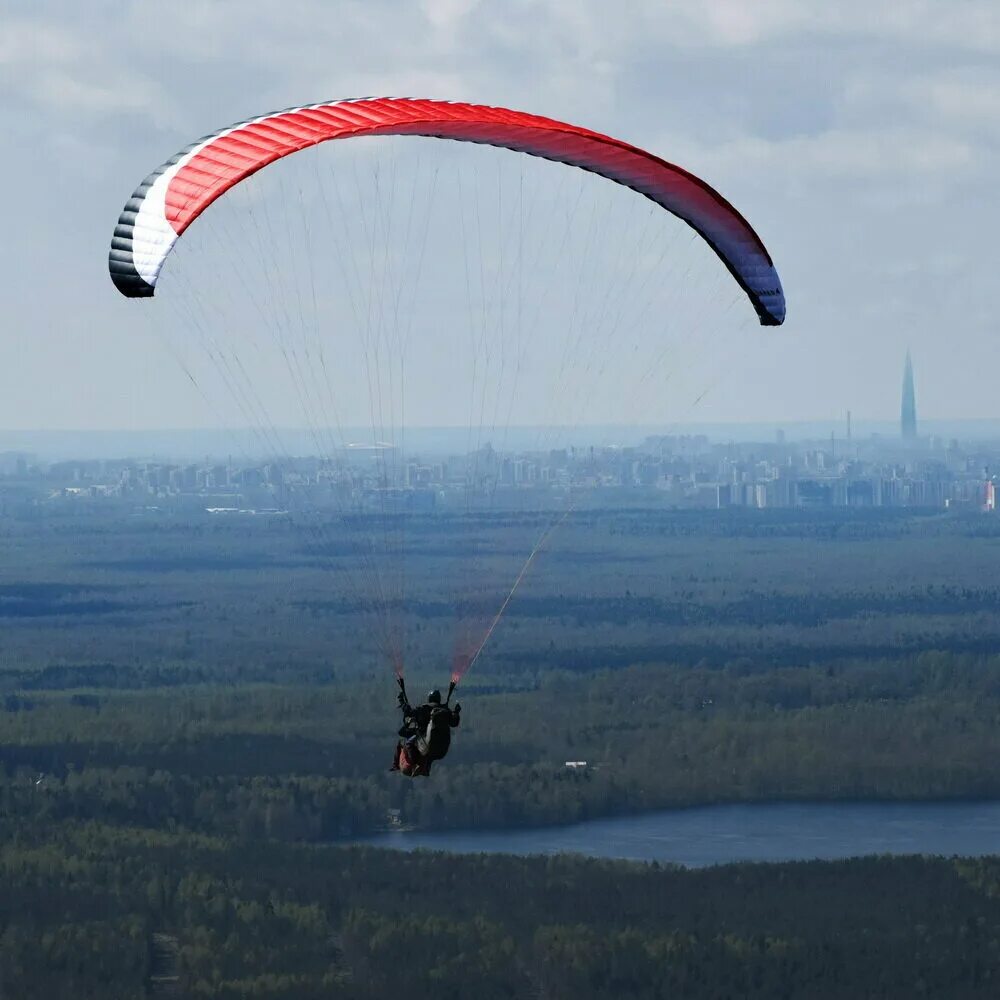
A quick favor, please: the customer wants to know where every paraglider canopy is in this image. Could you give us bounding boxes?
[107,95,788,687]
[109,97,785,326]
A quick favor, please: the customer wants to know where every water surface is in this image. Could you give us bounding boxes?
[359,800,1000,867]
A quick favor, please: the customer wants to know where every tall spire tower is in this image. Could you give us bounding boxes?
[901,351,917,440]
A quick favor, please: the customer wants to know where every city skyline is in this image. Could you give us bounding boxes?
[6,418,999,517]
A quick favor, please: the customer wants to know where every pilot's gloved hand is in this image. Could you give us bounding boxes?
[453,702,461,714]
[397,692,406,707]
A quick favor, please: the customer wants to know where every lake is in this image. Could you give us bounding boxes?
[358,800,1000,867]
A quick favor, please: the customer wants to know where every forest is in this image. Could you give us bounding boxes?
[3,819,1000,998]
[5,653,1000,839]
[3,503,1000,995]
[2,504,1000,684]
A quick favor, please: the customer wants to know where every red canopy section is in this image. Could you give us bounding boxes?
[109,97,784,325]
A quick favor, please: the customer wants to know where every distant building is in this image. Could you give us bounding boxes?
[796,480,833,507]
[847,480,876,507]
[901,351,917,440]
[0,452,33,476]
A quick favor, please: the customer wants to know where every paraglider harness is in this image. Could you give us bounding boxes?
[392,678,460,778]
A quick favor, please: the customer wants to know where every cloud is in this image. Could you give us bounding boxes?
[0,20,80,65]
[643,0,1000,53]
[681,127,978,183]
[31,70,159,115]
[419,0,482,31]
[1,0,997,428]
[0,15,170,120]
[910,72,1000,130]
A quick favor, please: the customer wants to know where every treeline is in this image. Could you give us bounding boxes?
[301,583,1000,628]
[3,505,1000,683]
[2,819,999,998]
[604,505,1000,540]
[6,653,1000,839]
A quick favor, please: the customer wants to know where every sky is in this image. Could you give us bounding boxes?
[1,0,997,434]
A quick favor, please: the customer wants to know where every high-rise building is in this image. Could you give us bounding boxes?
[901,351,917,440]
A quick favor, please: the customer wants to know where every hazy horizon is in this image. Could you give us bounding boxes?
[5,417,1000,463]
